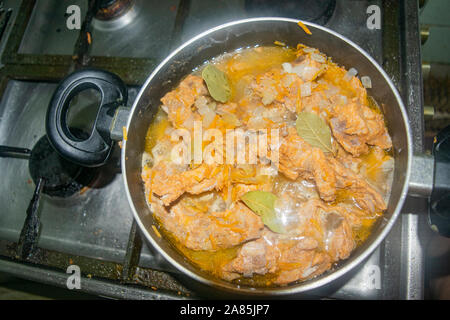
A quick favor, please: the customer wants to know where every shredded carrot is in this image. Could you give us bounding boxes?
[147,169,156,197]
[278,261,304,270]
[79,186,89,195]
[297,21,312,35]
[122,126,128,141]
[209,114,218,129]
[215,220,239,229]
[263,117,275,126]
[175,107,181,125]
[210,165,222,177]
[227,226,245,234]
[310,218,323,234]
[152,225,162,238]
[86,32,92,45]
[296,85,302,113]
[209,234,217,250]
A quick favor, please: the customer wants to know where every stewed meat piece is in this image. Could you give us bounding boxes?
[221,229,333,285]
[276,127,337,202]
[276,128,386,213]
[222,199,356,284]
[161,75,208,127]
[328,157,387,212]
[329,101,392,156]
[150,162,226,206]
[151,199,264,251]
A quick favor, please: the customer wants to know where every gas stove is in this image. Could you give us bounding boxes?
[0,0,425,299]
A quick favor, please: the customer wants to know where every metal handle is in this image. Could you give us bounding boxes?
[46,68,128,167]
[408,154,434,198]
[409,126,450,237]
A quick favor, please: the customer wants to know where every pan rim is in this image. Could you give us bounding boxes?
[121,17,413,295]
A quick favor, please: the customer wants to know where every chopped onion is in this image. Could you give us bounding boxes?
[182,114,194,129]
[210,197,226,212]
[152,140,170,164]
[262,108,284,123]
[197,104,209,116]
[202,110,216,128]
[222,112,241,127]
[198,193,214,201]
[339,95,348,105]
[302,266,319,278]
[164,126,174,135]
[282,74,295,87]
[318,99,330,109]
[303,47,315,53]
[361,76,372,88]
[311,53,326,63]
[282,62,292,73]
[293,64,319,81]
[300,82,312,97]
[343,67,358,81]
[208,102,217,111]
[142,152,153,167]
[292,64,305,77]
[247,116,265,129]
[194,96,208,110]
[266,164,279,176]
[325,84,339,98]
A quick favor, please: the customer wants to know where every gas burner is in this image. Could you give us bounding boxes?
[0,132,99,259]
[0,131,98,198]
[28,135,96,198]
[245,0,336,25]
[95,0,134,20]
[93,0,138,31]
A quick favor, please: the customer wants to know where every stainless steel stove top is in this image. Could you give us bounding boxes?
[0,0,426,299]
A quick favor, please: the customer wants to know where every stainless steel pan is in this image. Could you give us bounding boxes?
[45,18,449,296]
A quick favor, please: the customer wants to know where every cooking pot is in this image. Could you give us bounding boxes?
[45,18,450,296]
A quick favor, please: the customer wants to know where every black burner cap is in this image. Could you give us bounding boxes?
[28,135,96,197]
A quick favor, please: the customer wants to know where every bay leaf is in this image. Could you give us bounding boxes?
[241,191,286,234]
[201,64,231,103]
[296,111,333,153]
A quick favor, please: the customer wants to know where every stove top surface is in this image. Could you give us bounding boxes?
[0,0,425,299]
